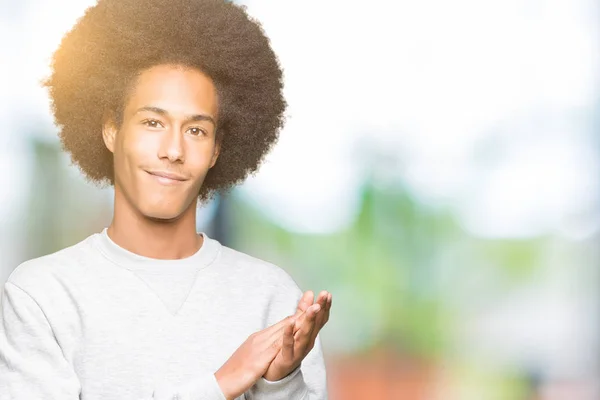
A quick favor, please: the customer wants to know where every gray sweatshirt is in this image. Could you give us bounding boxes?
[0,228,328,399]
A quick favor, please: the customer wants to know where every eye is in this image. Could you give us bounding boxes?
[142,119,163,128]
[187,127,206,136]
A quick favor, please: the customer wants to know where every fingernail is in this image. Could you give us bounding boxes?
[314,304,321,312]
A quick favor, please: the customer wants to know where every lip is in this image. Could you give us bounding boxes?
[145,170,188,183]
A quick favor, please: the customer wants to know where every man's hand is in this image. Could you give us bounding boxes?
[214,314,299,400]
[262,290,332,382]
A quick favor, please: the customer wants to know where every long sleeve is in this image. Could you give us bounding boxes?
[245,280,329,400]
[152,373,227,400]
[0,280,229,400]
[0,281,82,399]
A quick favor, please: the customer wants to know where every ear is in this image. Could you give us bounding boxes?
[209,141,221,169]
[102,116,118,154]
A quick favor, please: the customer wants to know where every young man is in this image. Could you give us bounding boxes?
[0,1,331,399]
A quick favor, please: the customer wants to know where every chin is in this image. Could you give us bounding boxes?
[132,190,198,222]
[139,205,186,222]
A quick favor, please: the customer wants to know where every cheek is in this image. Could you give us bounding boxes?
[191,148,217,174]
[121,130,153,168]
[112,132,149,194]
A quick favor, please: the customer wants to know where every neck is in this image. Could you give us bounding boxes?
[107,186,202,260]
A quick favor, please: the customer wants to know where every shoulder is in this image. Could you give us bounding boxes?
[218,244,302,290]
[217,245,307,324]
[217,244,303,298]
[6,233,96,296]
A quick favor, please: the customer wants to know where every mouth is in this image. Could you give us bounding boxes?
[145,170,188,184]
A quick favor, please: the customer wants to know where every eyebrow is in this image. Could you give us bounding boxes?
[134,106,216,126]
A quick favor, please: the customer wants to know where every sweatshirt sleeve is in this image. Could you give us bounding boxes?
[152,373,227,400]
[245,279,329,400]
[0,280,229,400]
[0,281,82,399]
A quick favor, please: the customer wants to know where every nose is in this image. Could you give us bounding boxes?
[159,128,184,163]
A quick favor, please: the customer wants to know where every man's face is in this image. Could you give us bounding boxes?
[103,64,220,221]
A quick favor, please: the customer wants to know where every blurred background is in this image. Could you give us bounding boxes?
[1,0,599,399]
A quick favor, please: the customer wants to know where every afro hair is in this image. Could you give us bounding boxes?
[43,0,286,202]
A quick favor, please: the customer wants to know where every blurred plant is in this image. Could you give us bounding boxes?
[228,180,456,359]
[228,177,548,364]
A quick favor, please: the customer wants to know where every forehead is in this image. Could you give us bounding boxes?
[125,64,218,117]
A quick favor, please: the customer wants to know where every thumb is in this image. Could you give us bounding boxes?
[295,290,314,316]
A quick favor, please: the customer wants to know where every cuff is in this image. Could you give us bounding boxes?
[153,373,227,400]
[247,366,308,399]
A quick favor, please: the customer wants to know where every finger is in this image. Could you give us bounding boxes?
[294,290,314,316]
[309,312,328,348]
[293,303,320,344]
[261,315,296,338]
[294,316,319,357]
[308,294,332,347]
[282,318,295,361]
[319,292,332,327]
[313,294,331,334]
[261,325,288,357]
[293,312,305,334]
[263,319,295,358]
[293,291,327,333]
[314,291,328,312]
[317,291,328,315]
[323,293,332,324]
[292,299,318,335]
[310,291,329,331]
[268,317,295,340]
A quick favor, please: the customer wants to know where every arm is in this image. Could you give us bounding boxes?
[0,281,82,399]
[0,281,228,400]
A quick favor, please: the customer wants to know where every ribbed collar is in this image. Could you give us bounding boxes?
[91,227,221,273]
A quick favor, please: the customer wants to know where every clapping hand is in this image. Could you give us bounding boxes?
[262,290,332,382]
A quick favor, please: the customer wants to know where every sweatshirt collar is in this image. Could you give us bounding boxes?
[92,227,221,273]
